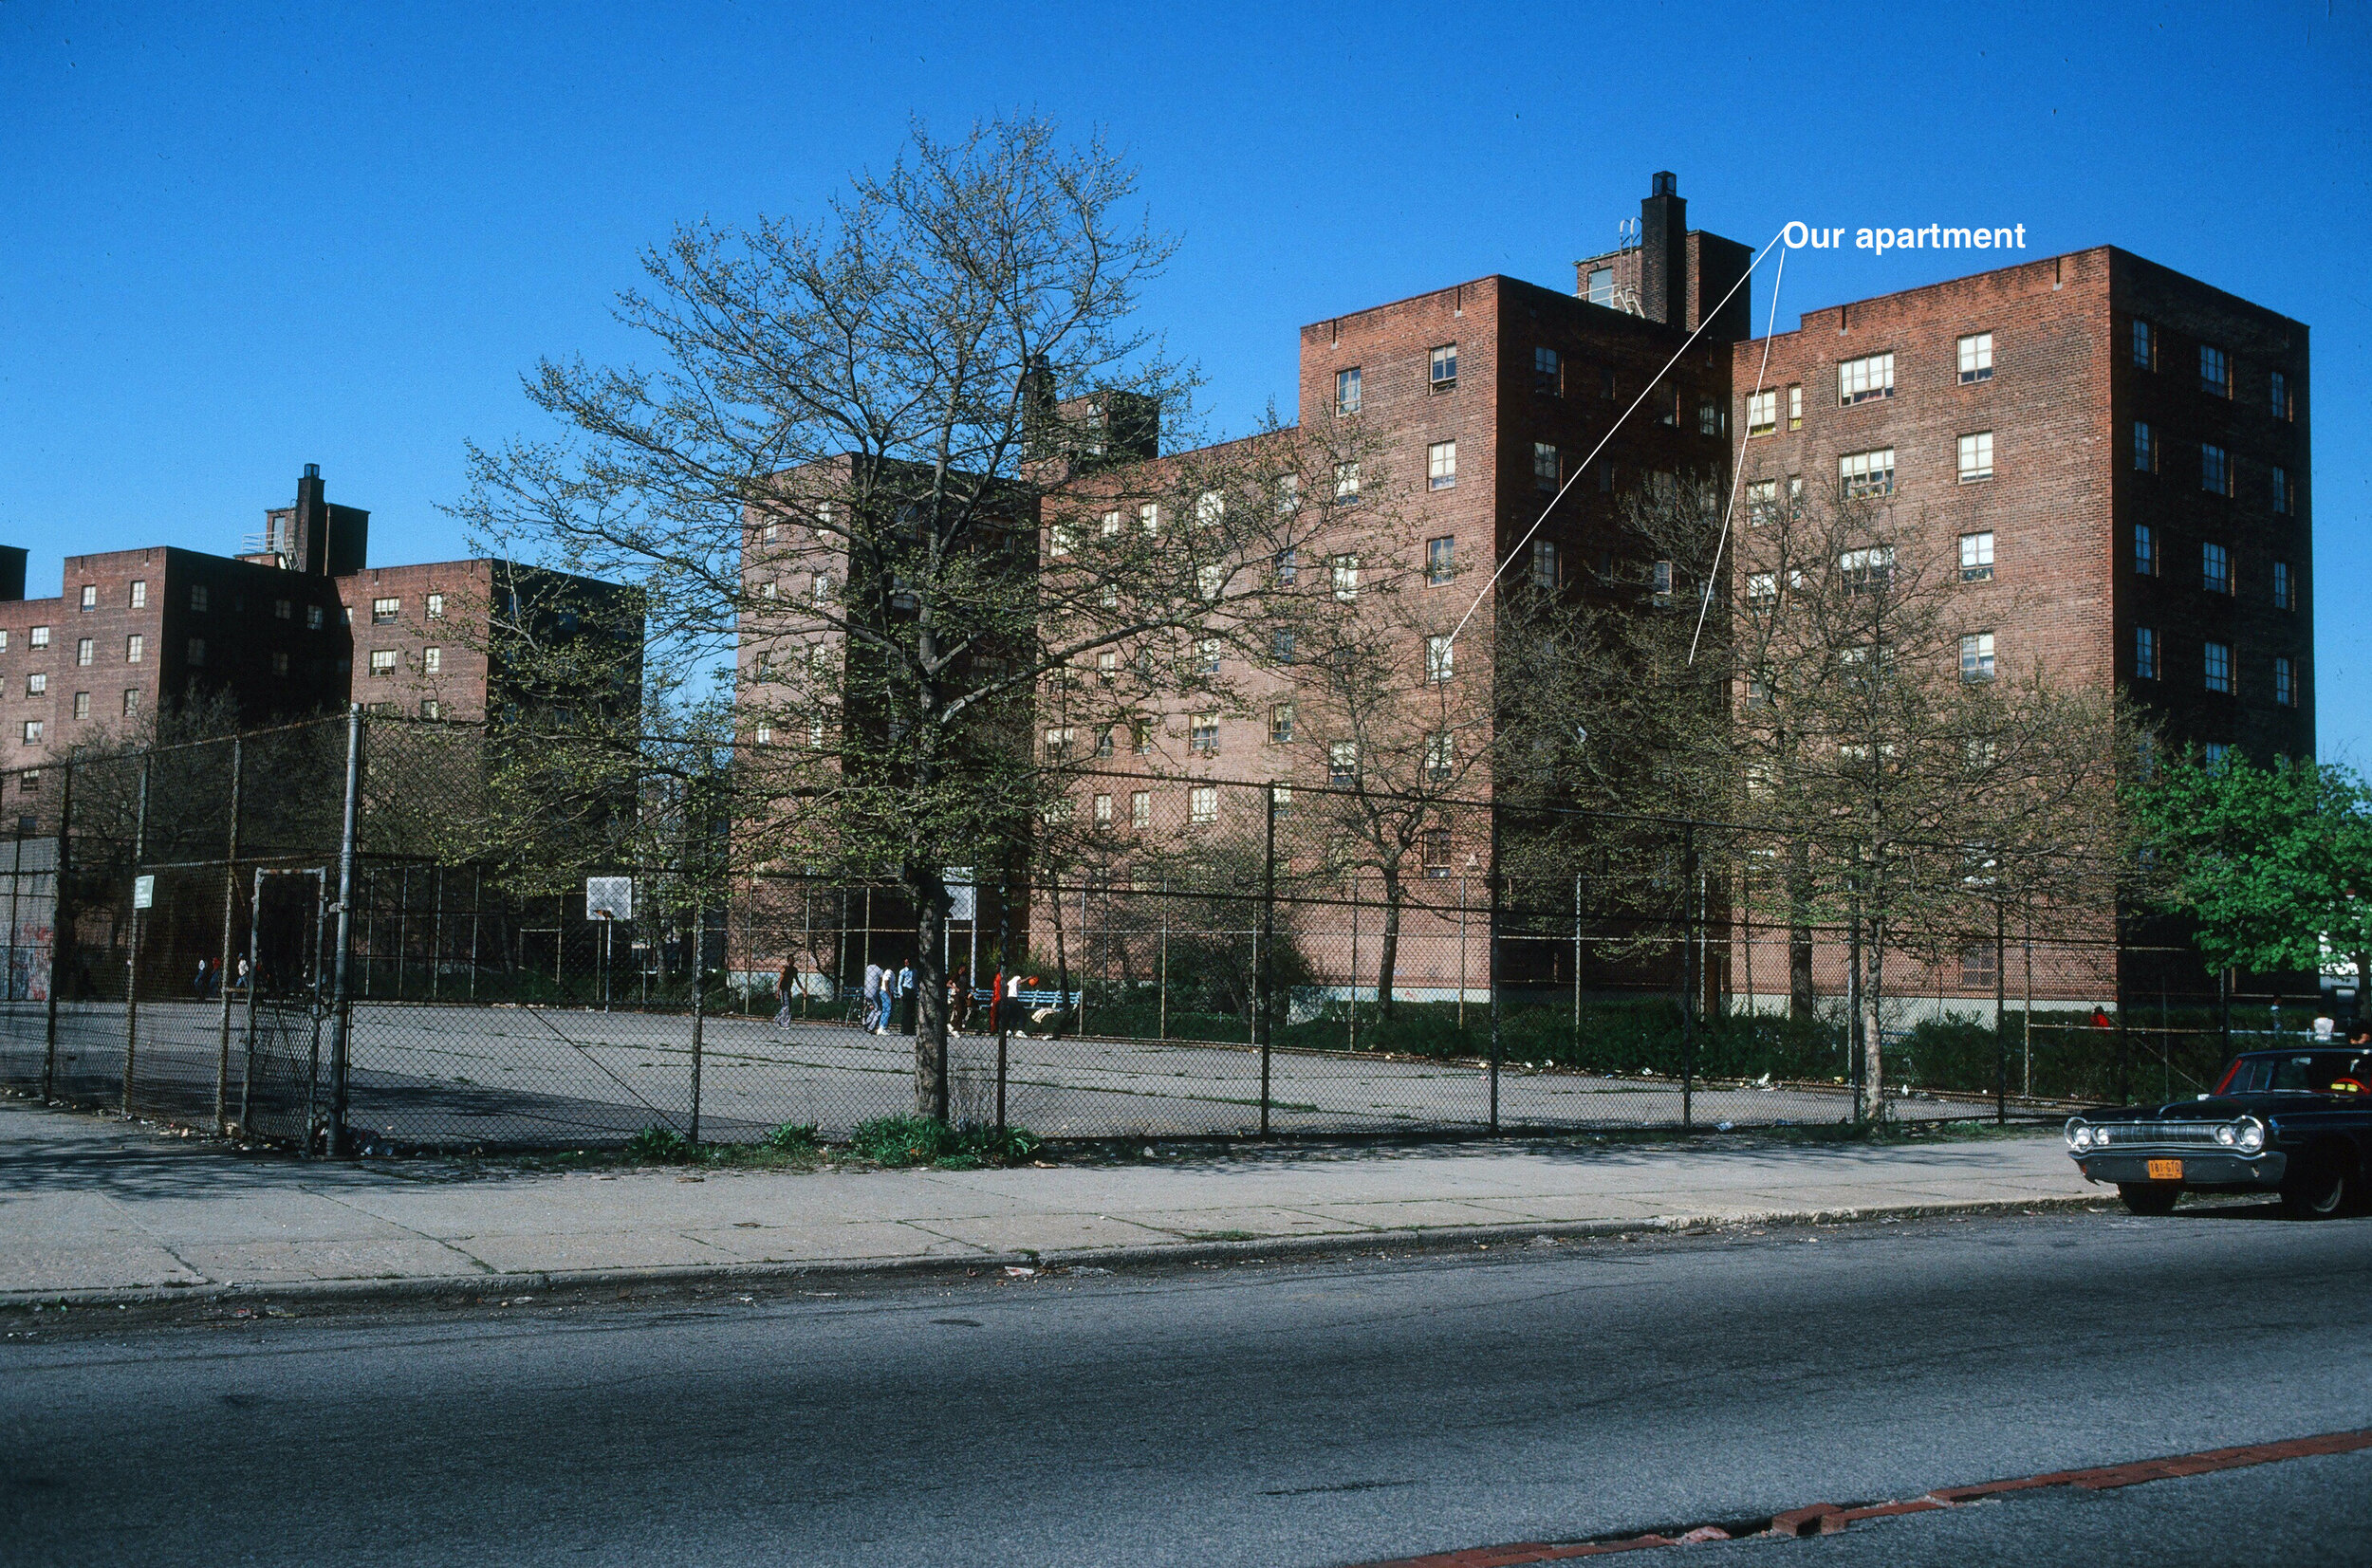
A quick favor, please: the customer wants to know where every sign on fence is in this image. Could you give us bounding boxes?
[132,875,155,910]
[584,876,633,921]
[945,867,975,922]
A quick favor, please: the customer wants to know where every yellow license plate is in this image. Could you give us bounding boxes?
[2146,1158,2183,1182]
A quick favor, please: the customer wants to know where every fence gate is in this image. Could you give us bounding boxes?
[236,866,333,1149]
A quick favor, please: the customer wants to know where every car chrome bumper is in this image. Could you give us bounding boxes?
[2074,1152,2287,1187]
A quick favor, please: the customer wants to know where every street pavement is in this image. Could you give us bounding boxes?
[0,1097,2089,1301]
[3,1204,2366,1566]
[3,997,1996,1148]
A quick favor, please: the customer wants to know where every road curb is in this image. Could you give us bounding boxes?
[0,1192,2106,1314]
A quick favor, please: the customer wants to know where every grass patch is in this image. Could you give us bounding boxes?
[847,1115,1045,1170]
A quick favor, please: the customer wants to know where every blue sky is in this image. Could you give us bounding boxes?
[3,0,2366,749]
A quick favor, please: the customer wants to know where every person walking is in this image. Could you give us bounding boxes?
[193,957,212,1002]
[897,961,917,1035]
[774,960,796,1028]
[862,961,885,1033]
[232,956,251,997]
[948,967,970,1037]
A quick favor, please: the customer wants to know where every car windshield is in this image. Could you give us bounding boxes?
[2214,1053,2372,1097]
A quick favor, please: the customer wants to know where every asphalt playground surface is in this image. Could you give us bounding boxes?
[2,999,2002,1146]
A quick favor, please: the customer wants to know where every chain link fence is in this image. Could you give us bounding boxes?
[0,713,2327,1152]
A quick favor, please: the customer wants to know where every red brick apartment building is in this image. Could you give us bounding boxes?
[0,465,639,833]
[727,174,2310,1012]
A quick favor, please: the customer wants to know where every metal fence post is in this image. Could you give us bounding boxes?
[1679,821,1696,1132]
[325,704,361,1155]
[994,878,1010,1135]
[239,867,263,1137]
[214,736,243,1134]
[688,894,705,1146]
[1994,895,2009,1125]
[1259,786,1275,1138]
[121,749,151,1117]
[1487,854,1502,1135]
[42,760,71,1102]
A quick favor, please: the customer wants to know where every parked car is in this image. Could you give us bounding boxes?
[2066,1047,2372,1217]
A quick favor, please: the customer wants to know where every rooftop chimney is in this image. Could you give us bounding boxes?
[1639,172,1687,327]
[0,546,24,602]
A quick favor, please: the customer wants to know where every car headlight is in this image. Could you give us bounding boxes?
[2067,1121,2093,1150]
[2234,1116,2265,1153]
[2094,1127,2110,1146]
[2215,1124,2236,1146]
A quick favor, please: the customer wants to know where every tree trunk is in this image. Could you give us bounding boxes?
[1376,865,1403,1020]
[1048,870,1071,1038]
[906,864,951,1119]
[1862,922,1886,1121]
[1787,840,1817,1019]
[2357,952,2371,1030]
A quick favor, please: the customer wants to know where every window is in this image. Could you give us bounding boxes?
[2204,640,2233,693]
[369,649,398,677]
[269,598,289,622]
[1840,546,1894,594]
[2133,420,2157,473]
[1269,784,1292,821]
[1746,478,1776,523]
[1956,333,1993,383]
[2201,443,2230,495]
[1138,502,1160,534]
[1271,629,1296,664]
[751,724,774,747]
[2270,369,2291,421]
[1269,702,1296,745]
[1960,632,1996,683]
[120,690,139,716]
[1048,524,1074,557]
[1094,727,1114,758]
[1425,635,1454,684]
[1956,431,1994,483]
[271,651,289,676]
[1585,267,1614,304]
[1747,572,1777,604]
[306,604,324,630]
[1839,448,1897,499]
[1598,459,1613,493]
[1330,555,1360,602]
[1335,366,1362,415]
[1093,793,1113,826]
[1652,559,1674,606]
[2132,319,2156,370]
[1194,491,1224,528]
[1788,384,1803,429]
[1601,366,1617,399]
[2275,655,2297,707]
[76,637,94,667]
[1096,650,1118,682]
[2135,524,2159,576]
[423,646,442,673]
[2136,626,2159,680]
[1698,399,1723,436]
[2199,344,2230,397]
[24,673,42,696]
[1195,563,1225,601]
[1272,476,1299,515]
[1421,829,1453,880]
[2204,743,2231,767]
[1960,942,1999,990]
[1328,741,1359,785]
[1423,731,1455,781]
[78,585,95,611]
[1132,722,1152,756]
[2272,466,2293,516]
[71,692,89,719]
[1531,539,1558,590]
[122,635,141,664]
[420,700,441,721]
[1334,462,1361,504]
[1427,536,1455,584]
[190,584,209,612]
[1197,637,1222,675]
[1189,713,1219,754]
[1190,786,1218,825]
[1131,791,1150,828]
[1660,389,1679,427]
[0,632,7,651]
[1426,440,1456,489]
[1958,531,1995,581]
[1532,442,1559,490]
[2273,561,2293,610]
[1746,389,1777,436]
[362,595,394,625]
[1430,344,1457,391]
[28,626,46,649]
[131,580,149,609]
[1533,345,1561,395]
[1837,352,1896,405]
[19,722,39,746]
[2203,542,2232,594]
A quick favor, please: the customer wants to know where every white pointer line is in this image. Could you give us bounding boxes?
[1446,226,1789,652]
[1689,242,1788,666]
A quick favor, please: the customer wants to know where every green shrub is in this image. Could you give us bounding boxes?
[847,1115,1042,1169]
[626,1125,694,1164]
[762,1122,820,1153]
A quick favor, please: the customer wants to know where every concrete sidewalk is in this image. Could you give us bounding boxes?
[0,1098,2095,1303]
